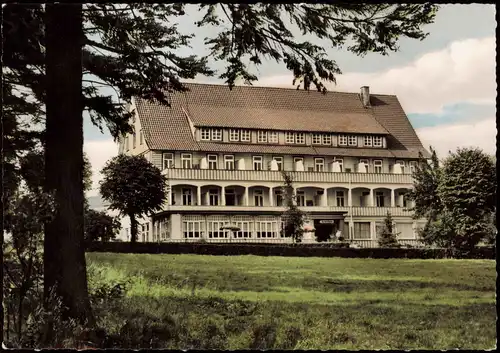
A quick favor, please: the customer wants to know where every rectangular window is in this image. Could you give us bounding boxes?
[225,188,236,206]
[273,156,283,171]
[257,130,268,143]
[208,221,228,239]
[322,134,332,145]
[285,132,295,144]
[334,157,343,172]
[209,188,219,206]
[140,130,144,145]
[338,135,348,146]
[254,189,264,207]
[181,153,192,169]
[211,128,222,141]
[348,135,357,146]
[224,155,235,170]
[240,130,251,142]
[294,157,304,171]
[360,191,369,207]
[374,159,383,174]
[409,161,417,174]
[312,133,322,145]
[182,188,192,206]
[268,131,278,143]
[162,153,174,169]
[364,135,373,147]
[376,191,385,207]
[373,136,383,147]
[256,221,278,238]
[399,192,408,208]
[253,156,263,171]
[183,221,203,238]
[297,191,305,207]
[336,191,345,207]
[275,189,283,207]
[354,222,371,239]
[207,154,218,170]
[201,128,211,141]
[314,158,325,172]
[295,132,305,144]
[229,129,239,142]
[396,160,406,174]
[359,158,369,172]
[234,221,253,238]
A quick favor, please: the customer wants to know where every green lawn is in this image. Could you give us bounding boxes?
[86,253,496,349]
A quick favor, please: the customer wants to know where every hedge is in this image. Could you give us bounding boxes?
[86,242,495,259]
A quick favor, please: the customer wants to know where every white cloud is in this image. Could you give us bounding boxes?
[255,37,496,114]
[84,139,118,197]
[416,117,496,158]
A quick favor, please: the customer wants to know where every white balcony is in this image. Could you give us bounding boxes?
[163,168,414,185]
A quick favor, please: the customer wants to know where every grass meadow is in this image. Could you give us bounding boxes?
[86,253,496,349]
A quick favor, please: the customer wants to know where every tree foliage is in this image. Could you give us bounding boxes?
[84,209,121,243]
[377,211,400,248]
[280,171,306,243]
[99,155,167,243]
[409,147,496,250]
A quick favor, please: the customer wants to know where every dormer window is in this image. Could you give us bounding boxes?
[373,136,383,147]
[268,131,278,143]
[211,128,222,141]
[285,132,295,144]
[322,134,332,145]
[364,136,373,147]
[257,130,268,143]
[201,128,211,141]
[348,135,357,146]
[295,132,305,144]
[240,130,251,142]
[229,129,239,141]
[312,133,322,145]
[339,135,348,146]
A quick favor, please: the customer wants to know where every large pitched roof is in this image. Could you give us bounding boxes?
[134,82,430,159]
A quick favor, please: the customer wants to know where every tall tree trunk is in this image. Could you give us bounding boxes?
[44,4,94,327]
[129,214,138,243]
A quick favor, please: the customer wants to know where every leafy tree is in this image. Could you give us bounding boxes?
[280,171,306,243]
[99,155,167,243]
[3,2,439,326]
[377,211,400,248]
[84,209,121,243]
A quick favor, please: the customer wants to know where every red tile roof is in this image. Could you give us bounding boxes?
[134,83,430,159]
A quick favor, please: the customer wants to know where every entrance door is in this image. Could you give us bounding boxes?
[314,220,334,242]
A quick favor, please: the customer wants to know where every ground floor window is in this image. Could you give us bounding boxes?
[353,222,371,239]
[233,221,253,238]
[182,221,204,238]
[395,222,414,239]
[255,221,279,238]
[207,221,229,238]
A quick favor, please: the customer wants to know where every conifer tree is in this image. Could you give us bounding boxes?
[378,211,400,248]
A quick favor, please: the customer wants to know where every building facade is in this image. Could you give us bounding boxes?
[120,83,429,247]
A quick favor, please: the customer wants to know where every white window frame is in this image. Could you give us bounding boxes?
[364,135,373,147]
[373,159,383,174]
[273,156,283,171]
[314,158,325,172]
[209,188,219,206]
[373,136,383,147]
[334,157,343,172]
[257,130,268,143]
[182,188,193,206]
[200,128,211,141]
[348,135,357,146]
[359,159,369,172]
[322,134,332,145]
[338,135,348,146]
[181,153,192,169]
[293,157,304,171]
[268,131,278,143]
[240,129,251,142]
[207,154,218,170]
[183,221,203,238]
[254,189,264,207]
[296,190,305,207]
[253,155,263,171]
[229,129,239,142]
[312,133,322,145]
[211,128,222,141]
[353,222,371,240]
[376,191,385,207]
[336,191,345,207]
[224,155,235,170]
[295,132,305,144]
[409,161,417,174]
[162,153,174,169]
[396,160,406,174]
[234,221,253,238]
[285,132,295,144]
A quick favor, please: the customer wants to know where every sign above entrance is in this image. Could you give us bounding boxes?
[319,220,335,224]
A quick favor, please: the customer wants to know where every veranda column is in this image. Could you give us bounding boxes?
[390,189,395,207]
[369,188,374,207]
[347,188,352,207]
[244,187,249,206]
[269,188,274,206]
[321,188,327,206]
[221,186,226,206]
[197,186,201,206]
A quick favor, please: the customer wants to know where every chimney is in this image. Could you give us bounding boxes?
[360,86,370,107]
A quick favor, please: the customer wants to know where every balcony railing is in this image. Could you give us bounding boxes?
[163,168,414,184]
[162,205,411,217]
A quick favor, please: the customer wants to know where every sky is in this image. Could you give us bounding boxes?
[84,4,497,198]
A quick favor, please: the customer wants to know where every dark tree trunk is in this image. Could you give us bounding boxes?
[44,4,94,326]
[129,214,138,243]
